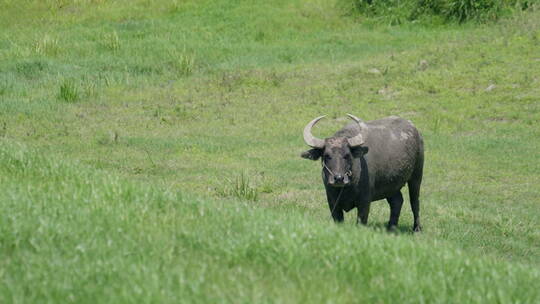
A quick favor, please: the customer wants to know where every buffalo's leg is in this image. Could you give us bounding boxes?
[386,191,404,230]
[408,179,422,232]
[357,202,370,225]
[326,190,344,223]
[329,205,344,222]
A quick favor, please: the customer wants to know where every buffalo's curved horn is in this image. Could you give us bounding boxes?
[303,116,326,148]
[346,113,367,147]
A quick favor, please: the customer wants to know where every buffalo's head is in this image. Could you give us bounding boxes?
[301,114,368,187]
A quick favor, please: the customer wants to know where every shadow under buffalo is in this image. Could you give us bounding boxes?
[368,222,416,235]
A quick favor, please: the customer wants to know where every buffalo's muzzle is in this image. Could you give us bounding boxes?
[329,174,350,187]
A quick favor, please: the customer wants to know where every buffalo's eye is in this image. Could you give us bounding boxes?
[324,155,331,161]
[344,154,351,160]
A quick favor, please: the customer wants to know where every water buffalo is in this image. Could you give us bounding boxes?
[301,114,424,232]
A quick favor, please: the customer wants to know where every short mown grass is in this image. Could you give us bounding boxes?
[0,0,539,302]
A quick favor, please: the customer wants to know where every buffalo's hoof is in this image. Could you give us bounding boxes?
[413,225,422,233]
[387,224,398,232]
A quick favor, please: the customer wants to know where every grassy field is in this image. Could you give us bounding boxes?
[1,0,539,302]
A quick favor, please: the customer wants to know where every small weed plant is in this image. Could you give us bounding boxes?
[172,53,196,76]
[34,35,59,56]
[58,79,79,103]
[104,31,121,51]
[219,172,259,202]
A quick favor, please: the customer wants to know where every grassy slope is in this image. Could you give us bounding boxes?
[1,142,538,303]
[1,0,539,301]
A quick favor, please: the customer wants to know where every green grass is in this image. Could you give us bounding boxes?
[1,141,538,303]
[1,0,539,302]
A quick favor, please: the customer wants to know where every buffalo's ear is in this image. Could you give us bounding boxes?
[301,148,323,161]
[351,146,368,158]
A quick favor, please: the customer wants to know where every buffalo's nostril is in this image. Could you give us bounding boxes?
[334,175,344,183]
